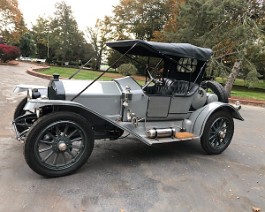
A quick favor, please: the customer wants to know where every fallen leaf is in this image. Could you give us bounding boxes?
[252,207,261,212]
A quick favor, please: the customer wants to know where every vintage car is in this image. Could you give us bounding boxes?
[13,40,243,177]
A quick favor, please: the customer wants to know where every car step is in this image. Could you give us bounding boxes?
[146,132,200,145]
[175,132,195,139]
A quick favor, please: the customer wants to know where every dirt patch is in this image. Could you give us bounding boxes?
[0,60,19,65]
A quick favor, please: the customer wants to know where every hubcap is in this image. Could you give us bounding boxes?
[209,117,232,149]
[219,130,226,139]
[58,142,67,151]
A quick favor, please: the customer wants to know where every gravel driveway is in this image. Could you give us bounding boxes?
[0,62,264,212]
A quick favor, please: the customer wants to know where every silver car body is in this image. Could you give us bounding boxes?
[14,76,243,145]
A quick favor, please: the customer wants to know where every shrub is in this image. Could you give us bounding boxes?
[0,44,21,62]
[117,63,137,76]
[69,61,80,66]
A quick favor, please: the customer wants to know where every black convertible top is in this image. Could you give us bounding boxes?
[107,40,212,61]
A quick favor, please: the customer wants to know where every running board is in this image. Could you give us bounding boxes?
[112,120,200,146]
[146,135,200,145]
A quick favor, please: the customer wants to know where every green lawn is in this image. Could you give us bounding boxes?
[230,88,265,101]
[41,67,265,101]
[215,77,265,101]
[216,77,265,89]
[42,66,146,84]
[41,67,114,80]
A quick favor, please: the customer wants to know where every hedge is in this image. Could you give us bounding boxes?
[0,44,21,62]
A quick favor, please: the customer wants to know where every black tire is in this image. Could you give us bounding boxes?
[14,97,27,119]
[24,112,94,177]
[203,81,229,103]
[201,110,234,154]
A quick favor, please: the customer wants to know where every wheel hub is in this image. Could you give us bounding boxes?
[58,142,67,151]
[219,130,225,139]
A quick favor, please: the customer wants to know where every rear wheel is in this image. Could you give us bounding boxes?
[201,110,234,154]
[24,112,94,177]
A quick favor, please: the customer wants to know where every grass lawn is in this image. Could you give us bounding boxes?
[230,88,265,101]
[41,66,265,101]
[42,66,146,84]
[215,77,265,101]
[41,67,115,81]
[216,77,265,90]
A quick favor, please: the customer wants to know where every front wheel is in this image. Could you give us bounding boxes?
[24,112,94,177]
[201,110,234,154]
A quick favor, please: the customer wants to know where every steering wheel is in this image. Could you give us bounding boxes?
[142,69,162,90]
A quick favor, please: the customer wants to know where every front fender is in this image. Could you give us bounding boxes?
[14,84,48,98]
[23,99,122,129]
[14,84,47,93]
[24,99,81,111]
[189,102,244,137]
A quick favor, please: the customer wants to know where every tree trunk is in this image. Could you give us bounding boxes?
[224,61,242,97]
[96,57,101,71]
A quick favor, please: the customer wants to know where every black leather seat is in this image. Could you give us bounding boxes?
[145,78,199,96]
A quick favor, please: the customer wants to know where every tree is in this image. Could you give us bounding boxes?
[19,31,36,57]
[107,49,131,70]
[32,17,51,59]
[112,0,171,40]
[87,16,114,70]
[161,0,265,95]
[0,0,26,44]
[49,1,91,64]
[153,0,186,41]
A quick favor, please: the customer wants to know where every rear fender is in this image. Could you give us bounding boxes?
[189,102,244,137]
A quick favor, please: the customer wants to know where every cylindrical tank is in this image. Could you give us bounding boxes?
[147,128,176,139]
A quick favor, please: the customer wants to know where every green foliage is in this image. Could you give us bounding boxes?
[49,2,94,63]
[117,63,138,76]
[107,49,131,69]
[86,16,113,70]
[31,17,51,59]
[163,0,265,91]
[245,70,259,88]
[19,32,37,57]
[0,0,26,44]
[29,2,95,64]
[112,0,171,40]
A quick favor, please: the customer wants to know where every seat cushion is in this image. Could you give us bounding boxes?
[154,78,199,96]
